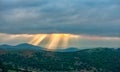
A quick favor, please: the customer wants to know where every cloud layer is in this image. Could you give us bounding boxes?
[0,33,120,48]
[0,0,120,37]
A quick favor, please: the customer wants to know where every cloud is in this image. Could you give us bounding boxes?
[0,33,33,45]
[0,0,120,37]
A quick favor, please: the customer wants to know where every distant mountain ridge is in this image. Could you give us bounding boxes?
[0,43,119,52]
[0,43,42,50]
[0,43,80,52]
[56,47,80,52]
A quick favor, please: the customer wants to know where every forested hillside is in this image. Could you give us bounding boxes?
[0,45,120,72]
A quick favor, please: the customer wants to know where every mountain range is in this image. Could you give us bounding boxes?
[0,43,80,52]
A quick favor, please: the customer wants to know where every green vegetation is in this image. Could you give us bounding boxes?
[0,48,120,72]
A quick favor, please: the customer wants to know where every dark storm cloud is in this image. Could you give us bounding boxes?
[0,0,120,37]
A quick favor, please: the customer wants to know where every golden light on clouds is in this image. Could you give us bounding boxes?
[29,34,79,50]
[1,33,120,50]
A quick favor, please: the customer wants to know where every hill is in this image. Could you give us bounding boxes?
[0,44,120,72]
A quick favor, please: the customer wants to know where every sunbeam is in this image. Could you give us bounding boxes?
[46,34,63,50]
[29,33,80,50]
[29,34,47,46]
[62,34,70,48]
[29,34,41,44]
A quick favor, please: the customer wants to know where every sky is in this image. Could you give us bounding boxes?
[0,0,120,48]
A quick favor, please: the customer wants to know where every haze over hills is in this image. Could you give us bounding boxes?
[0,43,118,52]
[0,43,80,52]
[0,43,42,50]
